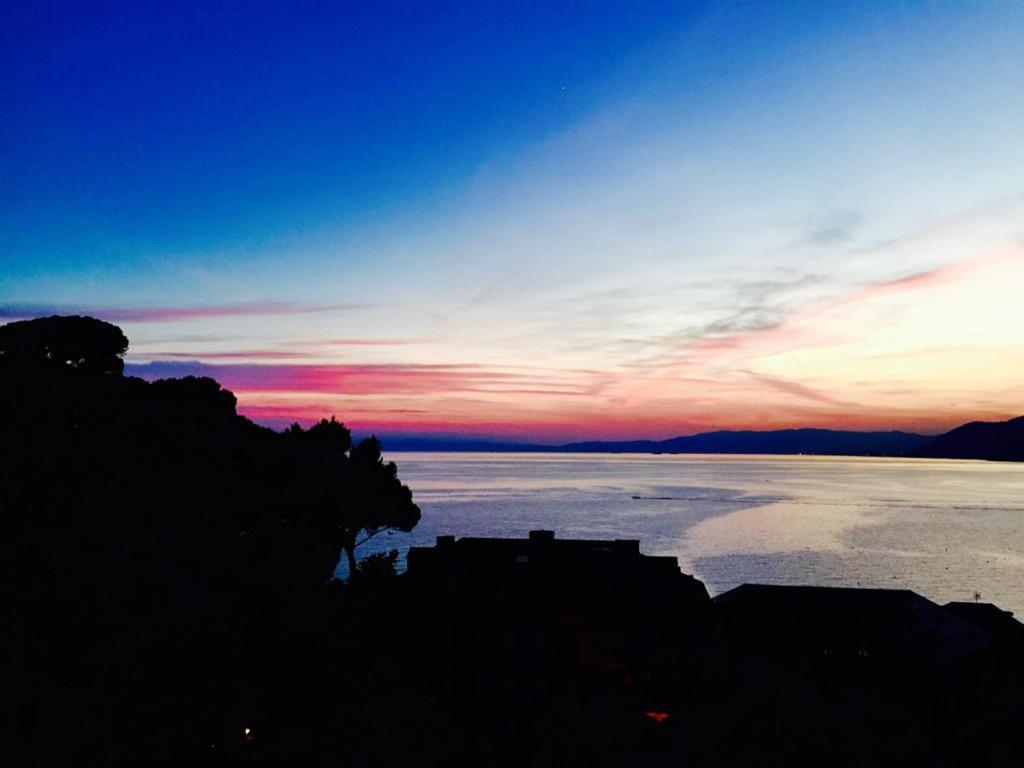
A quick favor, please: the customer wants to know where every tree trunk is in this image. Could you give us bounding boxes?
[344,542,359,581]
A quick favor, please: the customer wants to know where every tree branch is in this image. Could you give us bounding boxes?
[354,528,387,548]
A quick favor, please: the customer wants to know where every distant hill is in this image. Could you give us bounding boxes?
[560,428,931,456]
[380,419,1024,461]
[915,415,1024,462]
[383,428,932,457]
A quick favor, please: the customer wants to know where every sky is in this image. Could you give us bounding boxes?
[3,1,1024,442]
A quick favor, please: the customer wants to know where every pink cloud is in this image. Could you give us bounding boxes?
[820,245,1024,319]
[669,246,1024,370]
[125,361,590,397]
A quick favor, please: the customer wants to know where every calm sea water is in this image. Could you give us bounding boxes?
[365,452,1024,616]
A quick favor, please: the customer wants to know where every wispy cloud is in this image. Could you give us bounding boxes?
[0,301,375,322]
[741,371,854,408]
[144,350,322,360]
[322,338,427,346]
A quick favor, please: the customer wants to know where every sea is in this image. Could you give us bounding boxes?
[363,452,1024,617]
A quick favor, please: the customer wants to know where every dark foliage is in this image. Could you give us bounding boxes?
[0,314,128,375]
[357,549,400,581]
[1,315,418,765]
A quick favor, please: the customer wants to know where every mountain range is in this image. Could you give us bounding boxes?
[378,416,1024,461]
[915,415,1024,462]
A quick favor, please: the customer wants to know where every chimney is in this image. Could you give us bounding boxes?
[529,530,555,543]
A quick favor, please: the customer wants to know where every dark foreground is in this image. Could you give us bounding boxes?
[4,316,1022,766]
[11,530,1024,767]
[342,531,1024,767]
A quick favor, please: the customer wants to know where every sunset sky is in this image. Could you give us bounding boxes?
[3,1,1024,441]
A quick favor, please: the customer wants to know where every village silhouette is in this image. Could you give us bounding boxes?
[3,316,1022,766]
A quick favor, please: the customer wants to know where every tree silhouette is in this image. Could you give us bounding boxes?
[338,435,421,578]
[2,315,422,762]
[286,415,352,455]
[0,314,128,376]
[262,419,418,579]
[358,548,400,581]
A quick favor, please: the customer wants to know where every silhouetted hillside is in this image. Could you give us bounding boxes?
[2,315,420,765]
[916,415,1024,461]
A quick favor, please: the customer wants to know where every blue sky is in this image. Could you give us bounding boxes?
[3,1,690,274]
[3,1,1024,439]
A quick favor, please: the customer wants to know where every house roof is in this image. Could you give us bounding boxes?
[714,583,933,613]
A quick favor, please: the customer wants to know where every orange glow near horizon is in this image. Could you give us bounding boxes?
[208,247,1024,440]
[112,244,1024,442]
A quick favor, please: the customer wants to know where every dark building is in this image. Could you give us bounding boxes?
[401,529,710,701]
[943,600,1024,652]
[345,537,1024,766]
[406,529,709,612]
[713,583,993,670]
[698,584,1024,766]
[348,533,710,765]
